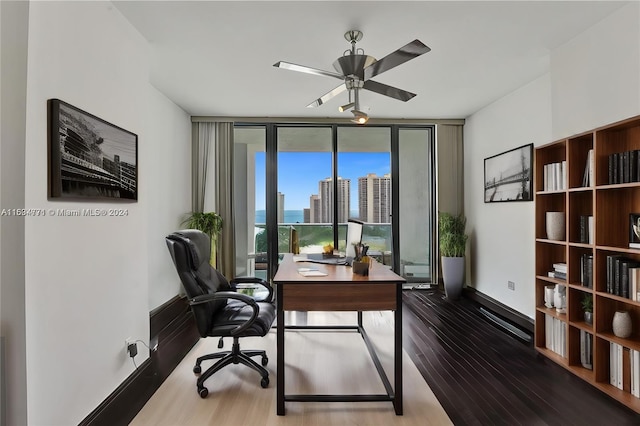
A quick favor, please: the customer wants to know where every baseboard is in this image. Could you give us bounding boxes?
[80,295,199,426]
[463,287,534,334]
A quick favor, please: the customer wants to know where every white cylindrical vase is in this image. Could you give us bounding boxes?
[613,311,632,338]
[546,211,565,241]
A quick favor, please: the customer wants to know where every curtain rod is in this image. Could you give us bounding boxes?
[191,116,465,126]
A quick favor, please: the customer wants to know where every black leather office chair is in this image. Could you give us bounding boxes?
[165,229,276,398]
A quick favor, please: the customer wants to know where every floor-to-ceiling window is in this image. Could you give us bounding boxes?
[233,122,435,284]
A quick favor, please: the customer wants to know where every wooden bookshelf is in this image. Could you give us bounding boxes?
[535,114,640,413]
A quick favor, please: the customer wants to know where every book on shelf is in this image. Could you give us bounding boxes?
[630,267,640,301]
[579,216,594,244]
[544,161,566,191]
[553,262,567,273]
[583,149,594,187]
[581,254,593,288]
[545,314,566,357]
[610,342,624,390]
[621,261,640,299]
[580,330,593,370]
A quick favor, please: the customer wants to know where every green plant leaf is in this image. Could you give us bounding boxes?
[439,212,468,257]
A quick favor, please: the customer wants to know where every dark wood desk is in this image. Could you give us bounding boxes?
[273,253,406,415]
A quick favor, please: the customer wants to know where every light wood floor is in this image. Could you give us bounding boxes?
[131,311,452,425]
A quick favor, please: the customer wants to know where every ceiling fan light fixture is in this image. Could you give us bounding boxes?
[351,110,369,125]
[338,102,355,112]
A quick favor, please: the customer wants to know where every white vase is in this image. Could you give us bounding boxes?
[442,256,464,300]
[546,211,565,241]
[612,311,632,338]
[554,284,566,314]
[544,285,555,308]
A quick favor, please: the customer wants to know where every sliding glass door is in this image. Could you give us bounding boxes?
[337,126,392,265]
[234,123,435,284]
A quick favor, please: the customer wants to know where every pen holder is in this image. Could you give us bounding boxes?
[352,256,370,276]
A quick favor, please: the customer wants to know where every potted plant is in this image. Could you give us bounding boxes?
[182,211,223,266]
[439,212,468,300]
[581,293,593,325]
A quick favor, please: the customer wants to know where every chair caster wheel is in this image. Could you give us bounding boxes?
[198,387,209,398]
[261,376,269,388]
[261,356,268,366]
[193,365,201,375]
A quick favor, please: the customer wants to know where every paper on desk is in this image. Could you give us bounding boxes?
[293,255,308,262]
[297,269,328,277]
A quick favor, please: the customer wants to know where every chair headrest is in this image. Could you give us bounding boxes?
[167,229,210,267]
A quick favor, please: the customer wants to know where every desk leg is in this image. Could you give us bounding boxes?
[277,286,285,415]
[394,283,403,415]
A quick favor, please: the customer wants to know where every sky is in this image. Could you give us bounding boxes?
[255,151,391,210]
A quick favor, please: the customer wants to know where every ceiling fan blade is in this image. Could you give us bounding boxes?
[363,40,430,80]
[274,61,344,80]
[363,80,416,102]
[306,83,347,108]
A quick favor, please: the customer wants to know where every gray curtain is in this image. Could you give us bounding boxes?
[437,124,464,216]
[192,122,236,277]
[213,122,235,278]
[436,124,465,284]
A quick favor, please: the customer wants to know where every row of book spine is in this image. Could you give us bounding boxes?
[545,314,566,357]
[580,330,593,370]
[580,254,593,288]
[583,149,594,187]
[610,342,640,399]
[543,161,566,191]
[609,150,640,184]
[578,215,594,244]
[605,255,640,300]
[547,262,566,281]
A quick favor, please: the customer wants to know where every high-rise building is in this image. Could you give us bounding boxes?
[277,192,284,223]
[303,208,310,223]
[358,173,391,223]
[309,195,321,223]
[317,177,350,223]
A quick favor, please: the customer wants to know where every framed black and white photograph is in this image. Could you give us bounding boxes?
[48,99,137,200]
[629,213,640,249]
[484,143,533,203]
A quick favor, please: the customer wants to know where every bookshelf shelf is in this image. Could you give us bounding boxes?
[535,114,640,413]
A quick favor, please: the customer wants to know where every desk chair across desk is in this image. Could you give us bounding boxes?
[165,230,276,398]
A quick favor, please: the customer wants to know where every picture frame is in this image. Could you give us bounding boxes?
[484,143,533,203]
[629,213,640,249]
[48,99,138,200]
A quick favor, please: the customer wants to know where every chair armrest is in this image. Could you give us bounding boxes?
[230,277,273,302]
[189,292,259,335]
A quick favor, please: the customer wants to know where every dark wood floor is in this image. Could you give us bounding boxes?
[402,289,640,426]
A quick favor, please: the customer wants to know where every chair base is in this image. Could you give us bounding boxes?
[194,336,269,397]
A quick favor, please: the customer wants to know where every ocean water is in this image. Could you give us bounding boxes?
[255,210,303,224]
[254,210,359,224]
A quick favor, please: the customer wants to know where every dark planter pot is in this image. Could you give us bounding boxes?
[442,256,465,300]
[584,311,593,325]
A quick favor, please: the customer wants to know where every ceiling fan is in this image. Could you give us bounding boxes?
[273,30,430,124]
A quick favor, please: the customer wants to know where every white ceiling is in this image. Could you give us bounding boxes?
[113,1,629,120]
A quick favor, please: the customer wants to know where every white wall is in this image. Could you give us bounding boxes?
[551,2,640,139]
[465,75,552,317]
[22,2,190,424]
[464,2,640,318]
[0,2,29,424]
[146,88,191,310]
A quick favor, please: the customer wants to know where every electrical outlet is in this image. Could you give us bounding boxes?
[508,281,515,291]
[127,342,138,358]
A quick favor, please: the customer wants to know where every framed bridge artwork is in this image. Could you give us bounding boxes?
[48,99,138,200]
[484,143,533,203]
